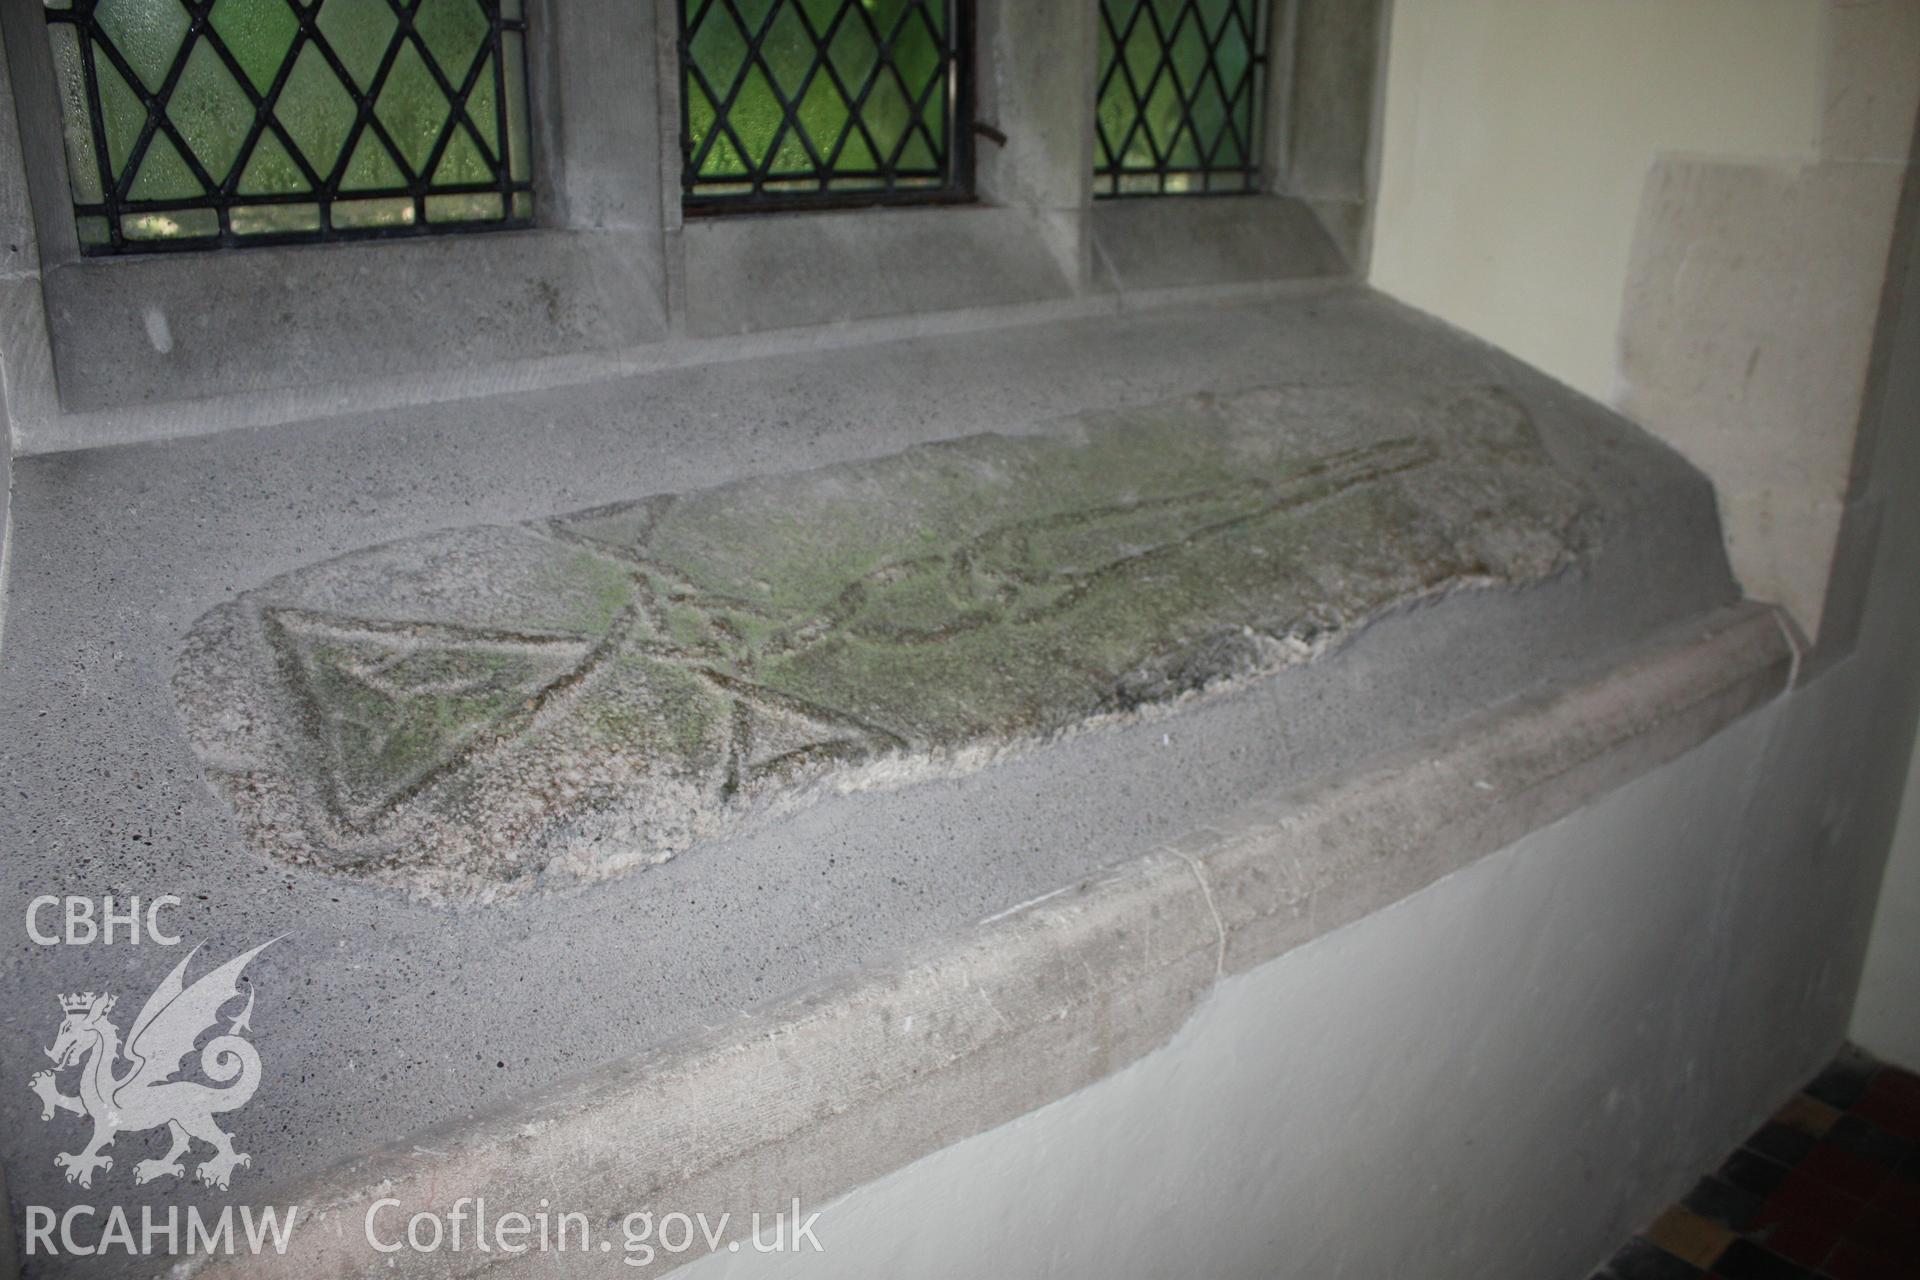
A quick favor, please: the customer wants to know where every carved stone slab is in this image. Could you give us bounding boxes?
[173,385,1591,897]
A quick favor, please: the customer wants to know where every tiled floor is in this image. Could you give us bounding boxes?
[1594,1046,1920,1280]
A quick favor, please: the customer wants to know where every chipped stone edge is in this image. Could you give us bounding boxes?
[185,602,1792,1280]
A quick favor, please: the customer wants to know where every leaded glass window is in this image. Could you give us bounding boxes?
[43,0,534,254]
[1095,0,1267,196]
[677,0,971,212]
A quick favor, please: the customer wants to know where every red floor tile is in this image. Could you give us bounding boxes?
[1842,1204,1920,1260]
[1795,1142,1892,1200]
[1599,1048,1920,1280]
[1851,1090,1920,1143]
[1743,1173,1860,1267]
[1822,1240,1913,1280]
[1865,1067,1920,1108]
[1868,1170,1920,1220]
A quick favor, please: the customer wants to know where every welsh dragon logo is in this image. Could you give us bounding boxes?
[28,939,281,1191]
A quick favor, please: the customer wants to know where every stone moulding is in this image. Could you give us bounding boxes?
[179,604,1792,1280]
[172,383,1592,897]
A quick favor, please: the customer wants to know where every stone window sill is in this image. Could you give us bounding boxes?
[676,192,1360,339]
[673,203,1080,339]
[40,227,667,414]
[0,287,1776,1246]
[20,190,1364,436]
[192,604,1793,1276]
[1091,193,1353,294]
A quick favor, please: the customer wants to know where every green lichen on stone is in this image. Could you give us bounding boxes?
[531,546,638,638]
[176,383,1591,897]
[573,652,727,771]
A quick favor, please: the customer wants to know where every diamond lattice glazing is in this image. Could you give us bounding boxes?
[679,0,968,209]
[43,0,533,253]
[1095,0,1267,196]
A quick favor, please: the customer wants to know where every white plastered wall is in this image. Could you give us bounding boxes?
[1370,0,1825,402]
[1371,0,1920,639]
[1852,685,1920,1065]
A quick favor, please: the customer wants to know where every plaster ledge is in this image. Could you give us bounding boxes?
[188,602,1791,1279]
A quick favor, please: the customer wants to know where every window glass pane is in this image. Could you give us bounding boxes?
[1095,0,1267,197]
[679,0,970,211]
[42,0,534,254]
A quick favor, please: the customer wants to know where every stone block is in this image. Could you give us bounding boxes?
[1619,155,1906,637]
[680,205,1076,337]
[44,228,667,412]
[174,383,1591,898]
[1091,194,1350,293]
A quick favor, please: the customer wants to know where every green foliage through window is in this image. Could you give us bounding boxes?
[678,0,970,210]
[1096,0,1267,196]
[43,0,533,254]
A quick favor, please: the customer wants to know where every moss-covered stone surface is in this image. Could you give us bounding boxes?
[174,384,1590,897]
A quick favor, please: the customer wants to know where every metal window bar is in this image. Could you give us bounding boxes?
[1095,0,1268,197]
[677,0,973,214]
[44,0,534,255]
